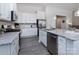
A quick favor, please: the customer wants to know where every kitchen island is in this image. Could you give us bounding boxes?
[0,32,20,55]
[39,29,79,55]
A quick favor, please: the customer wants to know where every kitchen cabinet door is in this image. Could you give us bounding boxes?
[39,30,47,47]
[0,3,16,21]
[3,3,11,20]
[0,3,5,19]
[11,35,19,55]
[73,40,79,55]
[21,28,37,37]
[4,3,17,21]
[0,44,11,55]
[39,30,44,42]
[0,4,8,19]
[41,30,47,47]
[58,36,66,55]
[66,39,73,55]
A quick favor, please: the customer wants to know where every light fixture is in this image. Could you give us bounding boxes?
[75,9,79,16]
[54,16,56,20]
[66,20,72,26]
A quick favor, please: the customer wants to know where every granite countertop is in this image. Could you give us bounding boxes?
[0,32,20,45]
[40,28,79,41]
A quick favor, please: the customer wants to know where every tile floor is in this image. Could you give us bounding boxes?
[19,36,50,55]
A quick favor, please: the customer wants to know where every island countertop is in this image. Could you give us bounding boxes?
[40,28,79,41]
[0,32,20,45]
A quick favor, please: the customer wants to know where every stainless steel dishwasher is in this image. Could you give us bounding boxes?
[47,32,58,55]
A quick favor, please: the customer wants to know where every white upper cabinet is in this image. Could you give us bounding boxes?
[0,3,5,19]
[37,11,45,19]
[17,12,37,23]
[25,13,37,23]
[0,3,17,21]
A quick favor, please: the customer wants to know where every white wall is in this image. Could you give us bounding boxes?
[17,3,45,13]
[46,6,72,29]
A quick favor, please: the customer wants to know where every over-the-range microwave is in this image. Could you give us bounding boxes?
[11,10,17,21]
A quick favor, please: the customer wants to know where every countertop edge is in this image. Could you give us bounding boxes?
[0,32,20,46]
[39,29,79,41]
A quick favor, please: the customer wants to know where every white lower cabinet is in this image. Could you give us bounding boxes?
[0,44,11,55]
[66,39,73,55]
[11,36,19,55]
[39,30,79,55]
[58,36,66,55]
[73,40,79,55]
[39,30,47,47]
[58,36,73,55]
[0,35,19,55]
[21,28,37,37]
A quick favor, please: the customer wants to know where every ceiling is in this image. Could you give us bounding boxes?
[17,3,79,11]
[17,3,79,13]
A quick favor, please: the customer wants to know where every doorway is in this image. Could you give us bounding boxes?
[56,15,66,29]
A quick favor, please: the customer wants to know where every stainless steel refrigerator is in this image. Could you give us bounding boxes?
[37,19,46,36]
